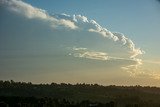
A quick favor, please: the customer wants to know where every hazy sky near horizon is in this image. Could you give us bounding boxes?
[0,0,160,86]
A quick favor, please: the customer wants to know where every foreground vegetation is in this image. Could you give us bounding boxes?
[0,80,160,107]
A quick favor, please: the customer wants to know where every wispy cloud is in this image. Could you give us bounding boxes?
[71,47,109,61]
[70,47,142,72]
[122,59,160,80]
[128,69,160,80]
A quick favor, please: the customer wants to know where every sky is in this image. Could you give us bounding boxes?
[0,0,160,86]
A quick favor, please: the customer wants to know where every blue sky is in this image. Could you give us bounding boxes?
[0,0,160,86]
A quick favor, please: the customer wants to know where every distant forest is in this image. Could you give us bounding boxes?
[1,80,160,107]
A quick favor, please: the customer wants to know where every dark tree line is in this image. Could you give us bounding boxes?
[0,80,160,107]
[0,96,117,107]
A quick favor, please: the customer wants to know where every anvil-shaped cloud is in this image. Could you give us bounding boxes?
[0,0,144,76]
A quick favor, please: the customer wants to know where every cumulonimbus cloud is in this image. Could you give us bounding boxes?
[0,0,145,75]
[52,13,144,59]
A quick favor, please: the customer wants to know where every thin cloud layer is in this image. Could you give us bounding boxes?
[0,0,145,77]
[70,47,142,71]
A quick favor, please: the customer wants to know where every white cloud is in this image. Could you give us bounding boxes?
[1,0,146,78]
[1,0,144,59]
[1,0,48,19]
[59,19,78,29]
[112,32,145,58]
[71,15,144,59]
[1,0,77,29]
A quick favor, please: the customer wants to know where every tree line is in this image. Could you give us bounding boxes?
[0,80,160,107]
